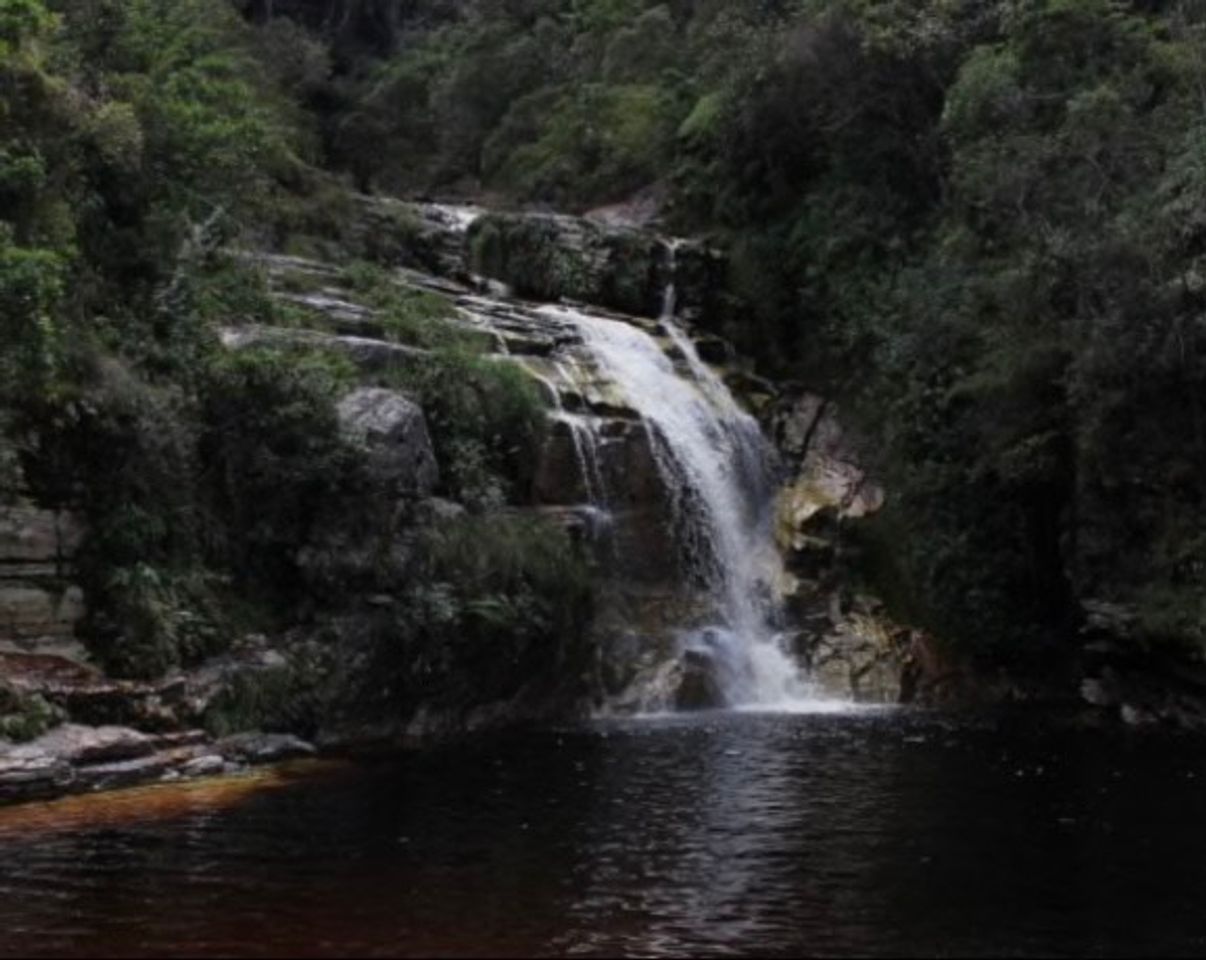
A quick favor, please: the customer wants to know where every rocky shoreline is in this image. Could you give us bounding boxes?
[0,723,316,806]
[7,195,1206,812]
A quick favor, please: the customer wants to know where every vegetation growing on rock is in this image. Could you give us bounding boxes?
[6,0,1206,738]
[0,0,592,739]
[299,0,1206,679]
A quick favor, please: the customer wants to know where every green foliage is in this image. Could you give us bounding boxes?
[0,681,63,743]
[0,0,609,705]
[427,512,592,644]
[19,0,1206,693]
[386,347,547,508]
[317,0,693,205]
[100,564,226,678]
[339,260,476,348]
[323,0,1203,667]
[0,0,53,53]
[191,257,281,326]
[0,231,66,399]
[200,347,360,595]
[363,511,594,712]
[488,82,682,203]
[469,215,591,301]
[204,657,329,738]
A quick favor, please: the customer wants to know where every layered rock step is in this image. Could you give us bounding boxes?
[0,504,87,653]
[0,724,315,805]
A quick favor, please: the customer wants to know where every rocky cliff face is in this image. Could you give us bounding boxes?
[0,195,917,803]
[759,394,910,704]
[237,200,934,712]
[0,504,86,655]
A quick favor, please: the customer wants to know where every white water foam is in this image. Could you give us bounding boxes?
[537,299,830,709]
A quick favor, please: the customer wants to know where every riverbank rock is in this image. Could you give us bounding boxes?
[467,212,668,318]
[0,720,318,806]
[0,504,84,577]
[31,724,155,765]
[797,599,911,704]
[216,733,317,765]
[0,751,73,803]
[773,395,884,554]
[1075,603,1206,731]
[584,185,665,231]
[0,725,214,804]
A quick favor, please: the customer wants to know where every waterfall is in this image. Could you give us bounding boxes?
[404,204,834,710]
[535,292,812,709]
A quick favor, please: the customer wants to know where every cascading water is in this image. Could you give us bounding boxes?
[535,244,814,709]
[400,205,837,710]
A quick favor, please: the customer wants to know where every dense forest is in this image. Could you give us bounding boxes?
[5,0,1206,718]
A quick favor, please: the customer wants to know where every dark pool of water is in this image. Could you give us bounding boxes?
[2,709,1206,957]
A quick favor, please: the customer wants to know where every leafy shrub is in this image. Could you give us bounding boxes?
[468,214,592,302]
[0,0,53,53]
[99,564,227,678]
[0,681,63,743]
[204,654,330,738]
[200,346,362,599]
[191,257,281,326]
[384,347,547,507]
[0,231,66,400]
[339,260,479,348]
[363,512,594,712]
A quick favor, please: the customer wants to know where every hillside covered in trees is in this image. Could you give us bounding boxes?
[5,0,1206,723]
[305,0,1206,677]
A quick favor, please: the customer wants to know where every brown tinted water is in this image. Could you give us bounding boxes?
[2,710,1206,957]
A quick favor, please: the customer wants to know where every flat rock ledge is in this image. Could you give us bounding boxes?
[0,725,317,806]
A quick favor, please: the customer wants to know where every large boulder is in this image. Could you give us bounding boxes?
[337,387,439,498]
[773,394,884,548]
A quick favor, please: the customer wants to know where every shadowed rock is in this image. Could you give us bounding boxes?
[337,388,439,498]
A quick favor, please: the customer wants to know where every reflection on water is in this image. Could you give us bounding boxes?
[2,711,1206,957]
